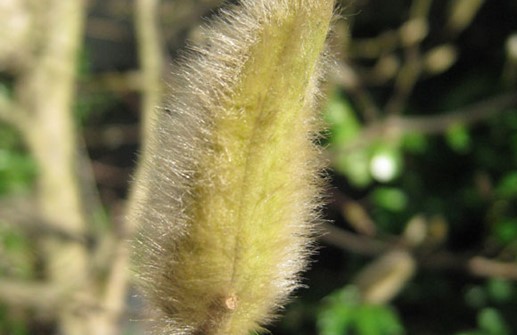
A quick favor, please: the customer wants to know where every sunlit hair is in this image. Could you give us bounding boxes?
[129,1,335,334]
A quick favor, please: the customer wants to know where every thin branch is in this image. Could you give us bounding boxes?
[321,224,517,281]
[80,70,142,94]
[83,124,139,148]
[319,222,389,256]
[383,44,422,115]
[332,61,381,122]
[393,92,517,134]
[385,0,432,115]
[334,91,517,155]
[330,189,377,236]
[128,0,166,230]
[468,257,517,280]
[0,279,65,310]
[135,0,164,149]
[0,197,89,243]
[87,1,166,334]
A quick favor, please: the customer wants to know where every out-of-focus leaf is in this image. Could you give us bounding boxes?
[336,150,372,188]
[487,279,514,303]
[318,286,404,335]
[355,306,379,335]
[492,219,517,244]
[369,145,402,183]
[75,92,114,125]
[0,223,33,279]
[0,305,29,335]
[375,306,405,334]
[325,94,375,187]
[371,188,408,212]
[496,172,517,198]
[324,94,361,145]
[0,149,36,195]
[446,123,471,153]
[478,308,509,335]
[318,286,360,335]
[402,132,428,154]
[465,285,488,308]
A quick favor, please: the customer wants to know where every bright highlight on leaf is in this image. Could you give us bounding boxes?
[370,147,401,183]
[370,154,397,182]
[128,1,335,335]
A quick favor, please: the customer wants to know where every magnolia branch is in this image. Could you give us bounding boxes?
[321,223,517,280]
[0,280,64,310]
[394,92,517,134]
[335,91,517,155]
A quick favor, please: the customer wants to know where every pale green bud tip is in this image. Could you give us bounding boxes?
[130,1,336,334]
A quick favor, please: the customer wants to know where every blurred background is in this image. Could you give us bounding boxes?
[0,0,516,334]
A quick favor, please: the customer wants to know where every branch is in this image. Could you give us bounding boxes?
[88,1,166,334]
[0,197,88,243]
[319,222,390,256]
[394,92,517,134]
[331,61,381,122]
[468,257,517,280]
[128,0,166,232]
[321,224,517,281]
[335,91,517,154]
[0,279,65,310]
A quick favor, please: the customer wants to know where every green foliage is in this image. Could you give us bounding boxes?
[0,125,36,196]
[477,308,510,335]
[0,223,33,279]
[460,278,516,335]
[402,132,428,154]
[324,94,362,145]
[496,173,517,198]
[75,91,116,126]
[487,279,514,304]
[0,223,32,335]
[370,187,408,212]
[318,286,404,335]
[457,308,510,335]
[74,47,123,126]
[325,94,372,187]
[446,124,471,154]
[314,1,517,334]
[0,306,28,335]
[465,279,516,309]
[324,95,404,187]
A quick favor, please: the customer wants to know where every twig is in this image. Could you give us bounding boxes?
[383,44,422,115]
[393,92,517,134]
[332,61,381,122]
[13,1,93,334]
[334,91,517,155]
[128,0,166,229]
[385,0,431,115]
[83,124,139,148]
[468,257,517,280]
[0,279,65,310]
[89,1,166,334]
[321,224,517,281]
[319,222,389,256]
[80,70,142,94]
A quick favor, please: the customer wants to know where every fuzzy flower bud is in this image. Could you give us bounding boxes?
[129,1,335,334]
